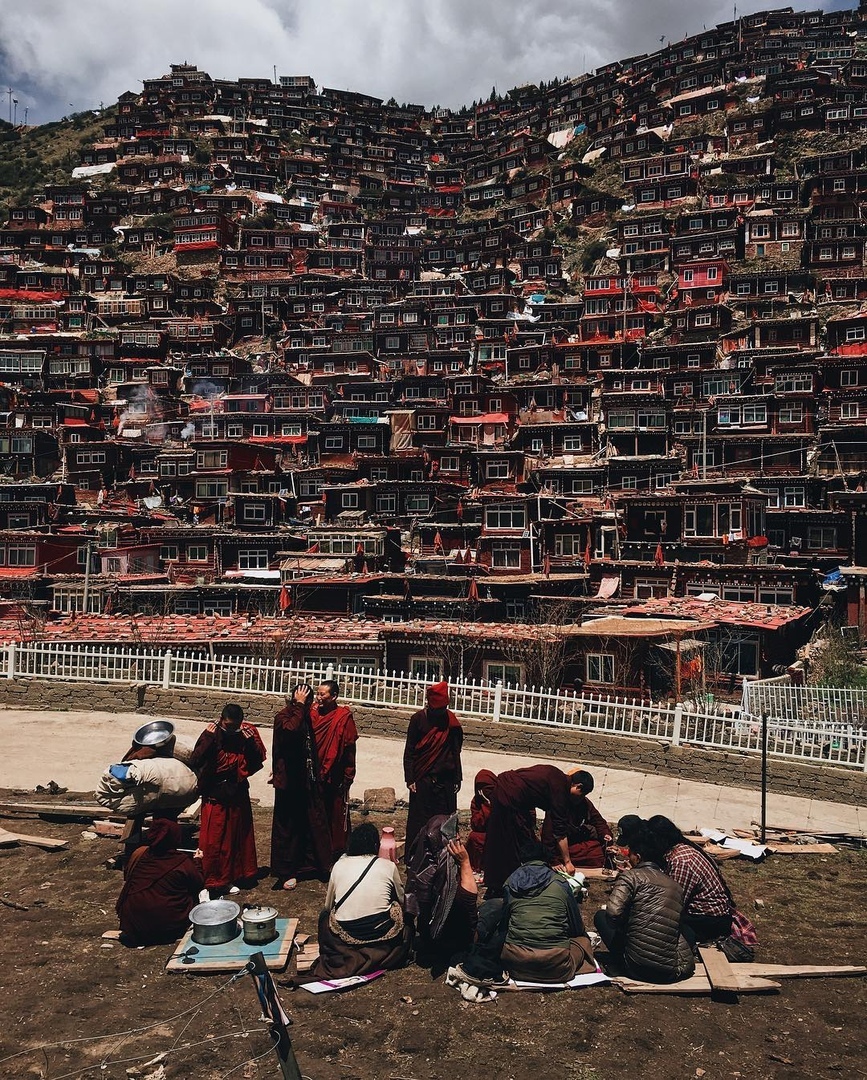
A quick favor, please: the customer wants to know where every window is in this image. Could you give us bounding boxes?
[195,480,227,499]
[187,545,208,562]
[841,370,859,387]
[341,492,359,508]
[491,543,521,568]
[484,662,524,686]
[841,402,860,420]
[160,544,179,562]
[486,460,510,479]
[409,656,441,680]
[376,494,397,513]
[808,527,837,549]
[405,494,430,512]
[779,404,803,424]
[783,487,805,508]
[485,505,525,530]
[416,414,438,430]
[238,549,269,569]
[242,505,267,523]
[439,456,459,472]
[635,578,668,599]
[586,653,614,684]
[197,450,227,469]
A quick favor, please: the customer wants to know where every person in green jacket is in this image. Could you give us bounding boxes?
[499,840,597,983]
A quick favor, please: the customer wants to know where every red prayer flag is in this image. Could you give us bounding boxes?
[279,585,291,612]
[434,530,444,552]
[308,542,320,553]
[584,535,592,566]
[654,541,665,567]
[543,553,551,578]
[467,576,479,602]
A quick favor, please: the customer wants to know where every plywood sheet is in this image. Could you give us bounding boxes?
[166,917,298,974]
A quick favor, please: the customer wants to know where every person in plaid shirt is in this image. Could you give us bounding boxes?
[648,815,742,946]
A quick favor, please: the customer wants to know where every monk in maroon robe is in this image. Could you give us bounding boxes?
[189,703,266,893]
[310,680,358,859]
[541,769,612,868]
[403,681,463,854]
[116,819,203,944]
[482,764,582,895]
[269,685,332,889]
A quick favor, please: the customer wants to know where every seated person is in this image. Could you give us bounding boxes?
[311,823,412,980]
[593,823,695,984]
[499,840,597,984]
[466,770,496,873]
[405,814,478,971]
[115,819,204,945]
[541,768,612,868]
[647,814,757,953]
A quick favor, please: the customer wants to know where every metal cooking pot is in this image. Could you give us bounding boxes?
[241,904,279,945]
[133,720,175,750]
[189,899,240,945]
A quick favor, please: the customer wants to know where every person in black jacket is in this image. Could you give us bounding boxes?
[594,823,694,984]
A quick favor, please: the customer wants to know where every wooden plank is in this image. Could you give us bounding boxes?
[295,943,320,974]
[166,917,298,974]
[612,974,780,995]
[0,826,68,850]
[0,800,119,821]
[699,946,741,993]
[736,963,867,979]
[768,843,839,855]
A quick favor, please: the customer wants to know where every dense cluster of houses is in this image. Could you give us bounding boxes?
[2,5,867,698]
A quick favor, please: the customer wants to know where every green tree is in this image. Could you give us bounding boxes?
[808,624,867,689]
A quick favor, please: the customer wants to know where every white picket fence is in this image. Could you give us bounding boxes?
[6,641,867,771]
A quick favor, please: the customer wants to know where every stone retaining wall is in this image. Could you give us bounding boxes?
[1,677,864,807]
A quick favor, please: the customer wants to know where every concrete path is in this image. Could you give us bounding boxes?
[2,707,864,837]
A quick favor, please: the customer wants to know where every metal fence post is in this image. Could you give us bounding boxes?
[162,650,172,690]
[671,702,683,746]
[325,662,335,682]
[6,642,15,680]
[492,680,503,723]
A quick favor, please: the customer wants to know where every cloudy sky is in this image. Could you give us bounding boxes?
[0,0,855,125]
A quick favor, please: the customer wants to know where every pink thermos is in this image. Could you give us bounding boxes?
[378,826,398,863]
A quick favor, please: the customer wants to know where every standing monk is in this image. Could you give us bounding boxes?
[403,681,463,854]
[310,680,358,859]
[189,703,266,896]
[269,685,332,890]
[483,764,581,895]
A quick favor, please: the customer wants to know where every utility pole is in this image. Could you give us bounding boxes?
[6,88,12,124]
[12,99,17,126]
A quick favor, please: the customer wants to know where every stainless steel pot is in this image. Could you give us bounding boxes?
[241,904,278,945]
[189,899,240,945]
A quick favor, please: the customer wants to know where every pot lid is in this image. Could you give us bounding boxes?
[242,905,278,921]
[189,899,240,925]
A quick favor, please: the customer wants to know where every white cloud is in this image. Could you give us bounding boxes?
[0,0,841,124]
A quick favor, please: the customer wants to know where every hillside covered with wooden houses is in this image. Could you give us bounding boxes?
[0,5,866,697]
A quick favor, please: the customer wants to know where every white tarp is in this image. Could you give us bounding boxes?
[71,162,116,178]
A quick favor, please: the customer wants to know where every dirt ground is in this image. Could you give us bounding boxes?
[0,793,865,1080]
